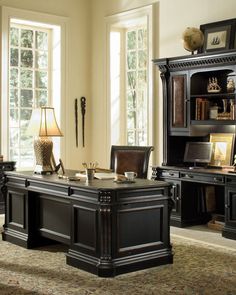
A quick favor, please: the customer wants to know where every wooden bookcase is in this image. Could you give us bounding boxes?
[152,50,236,240]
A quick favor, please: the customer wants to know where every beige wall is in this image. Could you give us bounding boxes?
[159,0,236,58]
[0,0,92,170]
[90,0,236,168]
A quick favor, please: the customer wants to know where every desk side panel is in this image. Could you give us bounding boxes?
[115,188,170,257]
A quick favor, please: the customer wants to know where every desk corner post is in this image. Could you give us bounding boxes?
[97,190,114,277]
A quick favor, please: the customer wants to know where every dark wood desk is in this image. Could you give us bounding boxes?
[152,166,236,240]
[2,171,173,277]
[0,161,15,213]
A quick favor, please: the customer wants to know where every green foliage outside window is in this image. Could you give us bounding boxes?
[126,26,148,146]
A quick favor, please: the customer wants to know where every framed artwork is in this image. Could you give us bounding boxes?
[209,133,235,167]
[198,19,236,53]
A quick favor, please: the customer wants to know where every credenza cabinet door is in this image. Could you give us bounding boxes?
[164,179,182,226]
[170,72,189,133]
[169,180,181,216]
[151,168,182,226]
[223,186,236,240]
[225,187,236,227]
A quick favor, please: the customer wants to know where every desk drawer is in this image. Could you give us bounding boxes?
[226,176,236,186]
[0,164,15,171]
[159,170,179,178]
[180,172,224,184]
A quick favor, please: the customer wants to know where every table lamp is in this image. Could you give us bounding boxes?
[27,106,63,174]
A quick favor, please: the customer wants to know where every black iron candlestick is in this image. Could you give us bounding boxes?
[75,98,78,147]
[81,97,86,147]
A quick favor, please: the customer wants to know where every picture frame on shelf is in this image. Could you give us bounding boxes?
[209,133,235,167]
[198,18,236,53]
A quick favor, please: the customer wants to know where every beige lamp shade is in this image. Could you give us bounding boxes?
[27,106,63,137]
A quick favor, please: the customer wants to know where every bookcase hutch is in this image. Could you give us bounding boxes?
[153,50,236,240]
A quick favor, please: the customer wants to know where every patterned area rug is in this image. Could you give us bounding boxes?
[0,222,236,294]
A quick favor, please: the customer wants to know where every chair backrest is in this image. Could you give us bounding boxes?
[110,145,154,179]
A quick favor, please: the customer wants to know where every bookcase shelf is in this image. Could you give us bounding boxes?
[191,93,236,98]
[191,120,236,125]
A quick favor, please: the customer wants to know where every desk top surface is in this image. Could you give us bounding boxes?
[5,170,169,191]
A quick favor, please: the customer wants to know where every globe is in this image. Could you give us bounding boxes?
[182,27,204,54]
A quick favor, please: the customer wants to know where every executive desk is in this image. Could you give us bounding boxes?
[0,161,15,213]
[2,171,173,277]
[152,166,236,240]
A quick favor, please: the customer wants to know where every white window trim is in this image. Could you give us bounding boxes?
[104,4,157,158]
[1,6,68,164]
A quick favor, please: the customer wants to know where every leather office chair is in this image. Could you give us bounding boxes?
[110,145,154,179]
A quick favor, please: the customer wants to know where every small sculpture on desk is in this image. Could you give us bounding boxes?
[55,159,65,175]
[51,155,65,175]
[233,155,236,172]
[207,77,221,93]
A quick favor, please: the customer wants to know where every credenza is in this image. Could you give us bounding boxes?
[152,166,236,240]
[2,170,173,277]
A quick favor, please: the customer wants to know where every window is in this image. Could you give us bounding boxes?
[9,23,51,168]
[106,5,155,150]
[126,26,147,145]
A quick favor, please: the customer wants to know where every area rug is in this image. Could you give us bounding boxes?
[0,220,236,294]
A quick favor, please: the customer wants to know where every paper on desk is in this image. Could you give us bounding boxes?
[75,172,87,178]
[94,173,117,180]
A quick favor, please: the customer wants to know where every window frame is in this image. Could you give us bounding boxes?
[1,6,68,168]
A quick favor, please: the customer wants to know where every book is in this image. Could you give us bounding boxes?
[195,98,202,120]
[195,98,209,120]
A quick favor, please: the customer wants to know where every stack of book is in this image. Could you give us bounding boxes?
[195,98,209,120]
